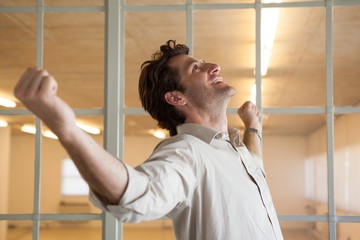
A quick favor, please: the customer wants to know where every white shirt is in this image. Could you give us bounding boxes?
[90,123,283,240]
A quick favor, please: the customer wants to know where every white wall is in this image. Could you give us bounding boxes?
[0,127,10,240]
[307,113,360,213]
[263,135,310,229]
[305,113,360,240]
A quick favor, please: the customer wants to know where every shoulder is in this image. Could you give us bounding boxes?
[153,134,203,151]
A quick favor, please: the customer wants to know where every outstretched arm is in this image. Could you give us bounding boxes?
[14,68,128,205]
[237,101,262,157]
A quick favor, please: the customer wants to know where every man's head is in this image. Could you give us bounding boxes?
[139,40,188,136]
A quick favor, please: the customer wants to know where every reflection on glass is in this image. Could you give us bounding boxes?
[125,11,186,108]
[334,6,360,107]
[44,12,104,108]
[334,114,360,216]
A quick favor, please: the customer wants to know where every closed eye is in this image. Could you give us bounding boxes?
[192,64,200,73]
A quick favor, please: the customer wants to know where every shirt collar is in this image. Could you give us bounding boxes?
[176,123,243,147]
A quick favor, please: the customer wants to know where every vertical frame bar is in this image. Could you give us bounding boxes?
[104,0,123,239]
[325,0,336,239]
[255,0,263,123]
[33,0,45,239]
[186,0,194,53]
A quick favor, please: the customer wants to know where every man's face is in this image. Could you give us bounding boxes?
[167,54,236,110]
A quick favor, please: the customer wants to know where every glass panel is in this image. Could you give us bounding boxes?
[41,116,103,214]
[0,13,37,109]
[125,0,185,5]
[193,9,255,109]
[263,7,326,107]
[40,221,101,240]
[259,114,328,215]
[125,11,186,108]
[0,125,11,216]
[195,0,253,3]
[337,223,360,240]
[124,222,176,240]
[334,114,360,216]
[124,115,164,167]
[43,12,104,108]
[45,0,104,6]
[7,221,33,240]
[6,116,36,214]
[0,0,35,6]
[124,115,174,238]
[281,222,325,240]
[333,6,360,107]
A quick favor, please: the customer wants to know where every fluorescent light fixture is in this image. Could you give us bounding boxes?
[43,130,58,139]
[0,97,16,108]
[260,0,281,76]
[21,124,37,134]
[0,120,8,127]
[76,122,101,135]
[20,122,100,138]
[152,129,166,139]
[20,124,58,139]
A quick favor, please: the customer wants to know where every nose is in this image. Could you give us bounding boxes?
[209,63,221,75]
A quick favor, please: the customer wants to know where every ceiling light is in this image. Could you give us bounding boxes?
[76,122,101,135]
[20,124,58,139]
[21,124,37,134]
[0,120,8,127]
[152,130,166,139]
[43,130,58,139]
[0,97,16,108]
[259,0,281,76]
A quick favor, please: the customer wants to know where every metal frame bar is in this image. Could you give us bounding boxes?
[325,0,336,238]
[103,0,124,239]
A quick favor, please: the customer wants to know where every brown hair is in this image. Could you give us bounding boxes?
[139,40,189,136]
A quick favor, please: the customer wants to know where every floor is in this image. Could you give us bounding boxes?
[6,226,323,240]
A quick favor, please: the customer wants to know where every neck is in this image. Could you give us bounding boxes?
[184,108,228,132]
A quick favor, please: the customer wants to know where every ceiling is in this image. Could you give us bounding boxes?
[0,1,360,138]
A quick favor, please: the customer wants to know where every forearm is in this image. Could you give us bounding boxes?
[243,127,262,157]
[58,126,128,205]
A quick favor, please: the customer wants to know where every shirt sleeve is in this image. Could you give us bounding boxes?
[89,137,198,223]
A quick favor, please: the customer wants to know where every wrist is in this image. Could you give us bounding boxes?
[244,127,262,142]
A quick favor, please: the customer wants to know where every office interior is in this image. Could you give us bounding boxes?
[0,0,360,239]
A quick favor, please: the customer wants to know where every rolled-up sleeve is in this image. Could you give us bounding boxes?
[89,137,198,223]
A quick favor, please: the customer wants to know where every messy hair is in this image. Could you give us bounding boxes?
[139,40,189,136]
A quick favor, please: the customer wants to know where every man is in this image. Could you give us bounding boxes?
[14,40,283,239]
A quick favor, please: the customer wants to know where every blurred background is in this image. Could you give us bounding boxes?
[1,0,360,239]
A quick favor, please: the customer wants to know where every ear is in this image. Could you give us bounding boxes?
[164,91,187,106]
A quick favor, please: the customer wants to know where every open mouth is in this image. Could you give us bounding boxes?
[211,77,224,84]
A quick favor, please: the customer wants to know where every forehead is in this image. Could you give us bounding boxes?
[168,54,197,74]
